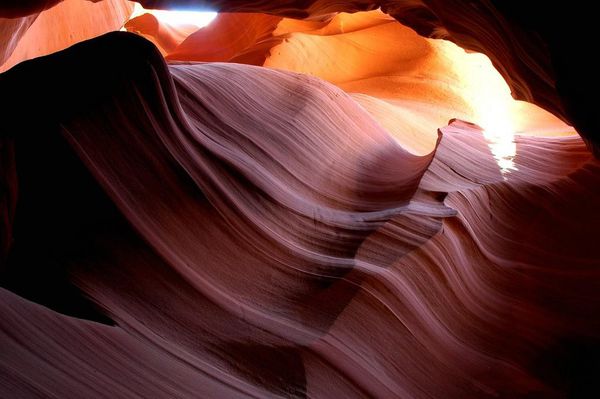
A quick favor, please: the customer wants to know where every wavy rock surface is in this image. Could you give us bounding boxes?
[126,9,572,161]
[1,1,599,398]
[1,31,599,398]
[1,1,595,152]
[135,0,597,155]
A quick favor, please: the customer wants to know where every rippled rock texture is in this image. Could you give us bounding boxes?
[1,2,599,398]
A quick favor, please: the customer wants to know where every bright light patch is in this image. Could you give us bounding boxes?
[449,50,518,174]
[482,127,517,173]
[130,3,217,28]
[476,83,517,174]
[475,64,517,173]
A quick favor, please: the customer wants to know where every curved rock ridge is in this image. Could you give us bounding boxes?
[138,0,599,155]
[2,1,594,152]
[2,0,594,153]
[123,10,202,55]
[1,32,600,398]
[129,9,572,161]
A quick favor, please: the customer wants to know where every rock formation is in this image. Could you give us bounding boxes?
[1,1,599,398]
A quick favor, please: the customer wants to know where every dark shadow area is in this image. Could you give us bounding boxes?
[531,336,600,398]
[1,123,117,325]
[0,32,169,325]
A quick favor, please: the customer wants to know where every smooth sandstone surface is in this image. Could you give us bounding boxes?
[0,1,599,398]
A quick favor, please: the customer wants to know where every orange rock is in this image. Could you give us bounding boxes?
[0,0,133,72]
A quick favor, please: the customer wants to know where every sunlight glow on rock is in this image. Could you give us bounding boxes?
[130,3,217,28]
[453,51,518,173]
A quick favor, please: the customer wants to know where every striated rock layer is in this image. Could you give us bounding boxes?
[131,9,570,159]
[1,31,599,398]
[138,0,599,155]
[2,0,593,153]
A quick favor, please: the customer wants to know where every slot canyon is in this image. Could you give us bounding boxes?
[1,1,599,398]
